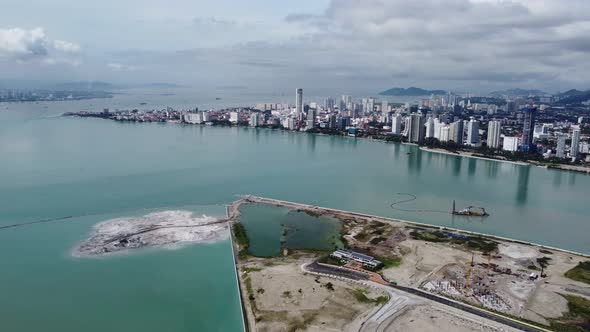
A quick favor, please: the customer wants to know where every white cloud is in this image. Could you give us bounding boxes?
[0,27,81,64]
[107,62,136,71]
[53,40,80,53]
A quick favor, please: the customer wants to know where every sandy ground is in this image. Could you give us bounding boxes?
[239,256,387,332]
[232,197,590,330]
[73,210,228,256]
[376,304,521,332]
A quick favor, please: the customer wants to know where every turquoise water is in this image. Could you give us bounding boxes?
[1,93,590,330]
[238,203,342,256]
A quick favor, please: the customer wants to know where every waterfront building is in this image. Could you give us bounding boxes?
[467,118,480,147]
[391,113,402,135]
[330,249,382,269]
[556,134,566,158]
[503,136,519,152]
[571,127,581,158]
[487,120,501,149]
[229,111,239,123]
[521,107,537,152]
[433,118,442,140]
[249,113,260,127]
[448,120,464,145]
[306,109,316,130]
[425,117,435,139]
[202,111,210,122]
[440,125,450,142]
[184,112,202,124]
[407,112,426,144]
[296,88,303,119]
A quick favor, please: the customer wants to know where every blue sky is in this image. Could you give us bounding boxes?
[1,0,590,93]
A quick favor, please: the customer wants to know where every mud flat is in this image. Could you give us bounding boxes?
[73,210,229,257]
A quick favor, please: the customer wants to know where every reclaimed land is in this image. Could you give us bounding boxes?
[227,196,590,332]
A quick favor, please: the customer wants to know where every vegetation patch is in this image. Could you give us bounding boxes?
[549,294,590,332]
[232,222,250,247]
[352,289,389,305]
[317,255,345,266]
[375,255,402,269]
[410,230,498,253]
[565,261,590,285]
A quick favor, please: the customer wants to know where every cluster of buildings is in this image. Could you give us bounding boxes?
[67,87,590,164]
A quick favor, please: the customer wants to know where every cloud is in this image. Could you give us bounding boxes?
[107,62,136,71]
[0,27,80,64]
[275,0,590,90]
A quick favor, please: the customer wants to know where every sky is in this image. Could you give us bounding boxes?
[1,0,590,94]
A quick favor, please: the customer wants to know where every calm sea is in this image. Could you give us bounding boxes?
[1,88,588,331]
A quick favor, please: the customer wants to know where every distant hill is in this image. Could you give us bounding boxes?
[134,83,188,89]
[489,88,547,97]
[53,81,118,91]
[555,89,590,104]
[379,87,446,96]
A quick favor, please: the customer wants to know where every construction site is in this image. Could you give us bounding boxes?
[229,196,590,331]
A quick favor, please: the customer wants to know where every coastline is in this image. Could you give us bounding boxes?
[233,195,590,258]
[419,147,530,166]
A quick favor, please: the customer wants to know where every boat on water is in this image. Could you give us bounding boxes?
[451,200,489,216]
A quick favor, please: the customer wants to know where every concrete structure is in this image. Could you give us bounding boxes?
[503,137,519,152]
[466,118,480,146]
[184,112,202,124]
[296,88,303,120]
[306,109,316,130]
[449,120,464,145]
[487,120,501,149]
[556,134,566,158]
[425,117,435,139]
[407,113,426,144]
[229,111,239,123]
[440,125,450,142]
[249,113,260,127]
[391,113,402,135]
[571,127,581,158]
[330,249,382,269]
[521,107,537,152]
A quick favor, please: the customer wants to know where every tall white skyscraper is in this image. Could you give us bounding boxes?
[467,117,480,146]
[571,127,581,158]
[296,88,303,118]
[556,134,566,158]
[391,113,402,135]
[433,118,442,140]
[503,137,519,152]
[382,100,388,112]
[487,120,501,149]
[440,125,450,142]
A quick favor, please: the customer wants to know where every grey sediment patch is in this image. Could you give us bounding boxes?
[72,210,229,257]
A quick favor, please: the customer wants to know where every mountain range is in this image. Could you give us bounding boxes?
[378,87,446,96]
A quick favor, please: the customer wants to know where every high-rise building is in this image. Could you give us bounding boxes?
[306,109,316,130]
[296,88,303,119]
[324,97,335,110]
[440,125,450,142]
[249,113,260,127]
[391,113,402,135]
[466,117,480,146]
[382,100,388,112]
[521,107,537,152]
[556,134,566,158]
[487,120,501,149]
[571,127,581,158]
[229,111,239,123]
[448,120,464,144]
[503,137,519,152]
[407,113,426,144]
[433,118,442,140]
[425,117,435,139]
